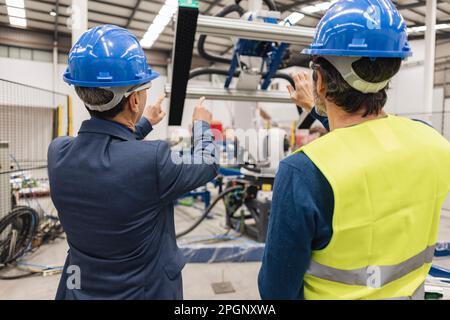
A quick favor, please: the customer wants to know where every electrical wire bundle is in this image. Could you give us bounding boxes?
[176,185,244,239]
[0,206,64,280]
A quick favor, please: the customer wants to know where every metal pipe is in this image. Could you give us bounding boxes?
[52,0,59,108]
[165,84,292,103]
[424,0,437,123]
[195,15,315,45]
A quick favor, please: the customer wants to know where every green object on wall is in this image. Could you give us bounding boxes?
[178,0,199,8]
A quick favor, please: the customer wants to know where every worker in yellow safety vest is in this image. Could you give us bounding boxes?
[258,0,450,300]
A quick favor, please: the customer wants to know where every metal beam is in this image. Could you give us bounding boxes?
[125,0,143,29]
[196,15,315,45]
[424,0,437,119]
[203,0,222,15]
[0,13,68,29]
[165,85,293,103]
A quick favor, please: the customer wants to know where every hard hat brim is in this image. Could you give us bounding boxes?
[63,71,160,88]
[301,48,412,59]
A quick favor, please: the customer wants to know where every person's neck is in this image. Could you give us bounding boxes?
[110,114,136,132]
[326,103,387,131]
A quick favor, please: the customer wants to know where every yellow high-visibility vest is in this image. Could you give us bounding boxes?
[296,115,450,300]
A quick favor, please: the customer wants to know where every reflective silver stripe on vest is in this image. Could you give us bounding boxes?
[384,282,425,300]
[306,245,435,287]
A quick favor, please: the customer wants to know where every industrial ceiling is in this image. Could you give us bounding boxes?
[1,0,450,65]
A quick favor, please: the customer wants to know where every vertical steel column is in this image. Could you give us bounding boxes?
[70,0,89,134]
[71,0,88,46]
[424,0,437,123]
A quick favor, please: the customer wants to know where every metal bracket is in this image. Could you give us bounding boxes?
[165,84,292,103]
[196,15,315,45]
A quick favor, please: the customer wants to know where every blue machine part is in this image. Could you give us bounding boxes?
[435,242,450,257]
[219,166,242,177]
[225,15,289,90]
[429,265,450,282]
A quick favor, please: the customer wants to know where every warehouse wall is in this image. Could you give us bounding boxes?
[0,39,446,139]
[0,56,169,140]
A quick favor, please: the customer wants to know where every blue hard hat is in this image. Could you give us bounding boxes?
[302,0,412,59]
[63,25,160,87]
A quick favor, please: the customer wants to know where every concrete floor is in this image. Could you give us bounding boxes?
[1,196,449,300]
[0,237,262,300]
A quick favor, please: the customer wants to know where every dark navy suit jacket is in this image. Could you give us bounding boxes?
[48,117,218,300]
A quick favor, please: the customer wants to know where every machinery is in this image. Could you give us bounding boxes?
[168,0,312,242]
[0,142,63,274]
[175,125,289,242]
[167,0,316,129]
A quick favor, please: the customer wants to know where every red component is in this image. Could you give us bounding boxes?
[210,121,224,141]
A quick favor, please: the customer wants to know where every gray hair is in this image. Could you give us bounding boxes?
[75,86,127,119]
[75,87,114,106]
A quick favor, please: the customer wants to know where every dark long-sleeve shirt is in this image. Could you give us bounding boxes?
[258,108,432,300]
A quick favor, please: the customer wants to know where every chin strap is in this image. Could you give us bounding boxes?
[324,56,391,94]
[84,82,153,112]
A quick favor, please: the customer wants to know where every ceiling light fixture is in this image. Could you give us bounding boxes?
[5,0,27,27]
[280,12,305,26]
[140,0,178,49]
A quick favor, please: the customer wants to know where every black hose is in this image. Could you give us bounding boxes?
[0,206,39,265]
[198,4,245,65]
[273,72,294,87]
[190,68,294,85]
[189,67,240,79]
[242,165,261,174]
[263,0,277,11]
[176,186,244,238]
[273,73,306,117]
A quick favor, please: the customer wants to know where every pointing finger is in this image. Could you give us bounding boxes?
[287,85,295,95]
[198,96,206,106]
[293,73,302,88]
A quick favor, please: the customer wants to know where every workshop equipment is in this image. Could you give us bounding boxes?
[167,0,316,129]
[0,142,10,223]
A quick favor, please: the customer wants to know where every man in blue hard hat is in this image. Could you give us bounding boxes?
[259,0,450,299]
[48,25,218,299]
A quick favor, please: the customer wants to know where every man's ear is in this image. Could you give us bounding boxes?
[315,70,327,97]
[128,92,140,113]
